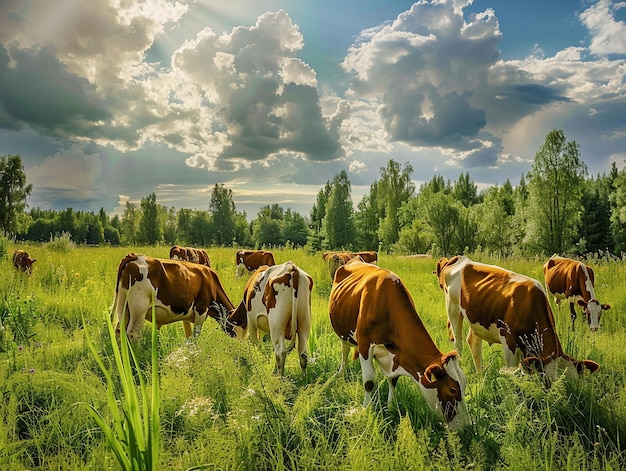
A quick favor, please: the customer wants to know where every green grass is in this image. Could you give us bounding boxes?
[0,245,625,469]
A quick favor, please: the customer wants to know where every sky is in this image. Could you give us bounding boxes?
[1,0,625,218]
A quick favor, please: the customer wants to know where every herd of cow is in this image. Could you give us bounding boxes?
[11,245,609,429]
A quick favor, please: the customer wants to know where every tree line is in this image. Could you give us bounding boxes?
[2,129,625,257]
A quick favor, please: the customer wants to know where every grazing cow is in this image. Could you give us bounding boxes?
[235,249,275,278]
[12,249,36,273]
[435,256,600,376]
[323,251,378,279]
[170,245,211,267]
[113,253,236,343]
[543,255,610,332]
[329,259,470,429]
[229,261,313,375]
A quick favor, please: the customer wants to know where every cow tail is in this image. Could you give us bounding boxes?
[287,263,299,353]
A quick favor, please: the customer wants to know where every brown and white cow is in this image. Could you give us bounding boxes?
[543,255,610,331]
[435,256,600,376]
[235,249,276,279]
[229,261,313,375]
[170,245,211,267]
[323,251,378,279]
[113,253,236,342]
[329,259,470,429]
[12,249,36,273]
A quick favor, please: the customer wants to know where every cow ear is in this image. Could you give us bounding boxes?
[523,356,544,373]
[602,304,611,311]
[575,360,600,375]
[576,299,587,308]
[421,364,444,387]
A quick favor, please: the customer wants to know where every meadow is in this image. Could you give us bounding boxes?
[1,241,626,470]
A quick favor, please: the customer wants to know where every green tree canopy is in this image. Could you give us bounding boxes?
[525,129,587,254]
[0,155,32,235]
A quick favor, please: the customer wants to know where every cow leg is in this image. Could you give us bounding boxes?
[338,341,352,375]
[359,349,377,407]
[272,335,287,376]
[569,302,577,330]
[182,321,193,339]
[120,293,153,343]
[446,296,464,355]
[467,330,483,373]
[297,329,309,372]
[248,314,260,346]
[297,305,311,373]
[371,346,398,407]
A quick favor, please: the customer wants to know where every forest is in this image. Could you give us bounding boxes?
[2,129,625,258]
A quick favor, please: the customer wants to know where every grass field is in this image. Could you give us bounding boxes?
[1,243,625,470]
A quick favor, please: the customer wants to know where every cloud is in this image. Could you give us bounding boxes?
[0,44,111,135]
[171,10,344,168]
[580,0,626,56]
[349,160,367,173]
[27,144,108,209]
[342,0,504,166]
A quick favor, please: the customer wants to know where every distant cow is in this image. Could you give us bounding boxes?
[543,255,610,331]
[113,254,236,342]
[235,249,275,278]
[329,258,470,429]
[435,256,600,376]
[229,261,313,375]
[13,249,36,273]
[170,245,211,267]
[323,251,378,279]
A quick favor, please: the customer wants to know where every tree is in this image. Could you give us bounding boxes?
[139,193,163,245]
[376,160,415,249]
[475,184,516,257]
[0,155,32,235]
[282,209,309,247]
[453,172,479,207]
[252,205,283,247]
[525,129,587,254]
[120,201,140,244]
[354,183,380,250]
[322,170,355,249]
[209,184,236,246]
[610,168,626,253]
[418,189,462,256]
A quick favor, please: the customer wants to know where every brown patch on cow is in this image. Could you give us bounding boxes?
[264,272,292,312]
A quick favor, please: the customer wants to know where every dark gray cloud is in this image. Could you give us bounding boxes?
[0,45,111,136]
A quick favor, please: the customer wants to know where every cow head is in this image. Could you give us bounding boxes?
[577,299,610,332]
[418,353,470,429]
[210,302,238,337]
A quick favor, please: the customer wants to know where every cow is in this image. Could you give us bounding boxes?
[12,249,36,273]
[229,261,313,375]
[170,245,211,267]
[435,256,600,377]
[328,259,470,429]
[235,249,275,278]
[113,253,236,343]
[543,255,610,332]
[323,251,378,279]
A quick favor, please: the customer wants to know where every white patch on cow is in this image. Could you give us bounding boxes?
[467,320,501,346]
[580,264,602,330]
